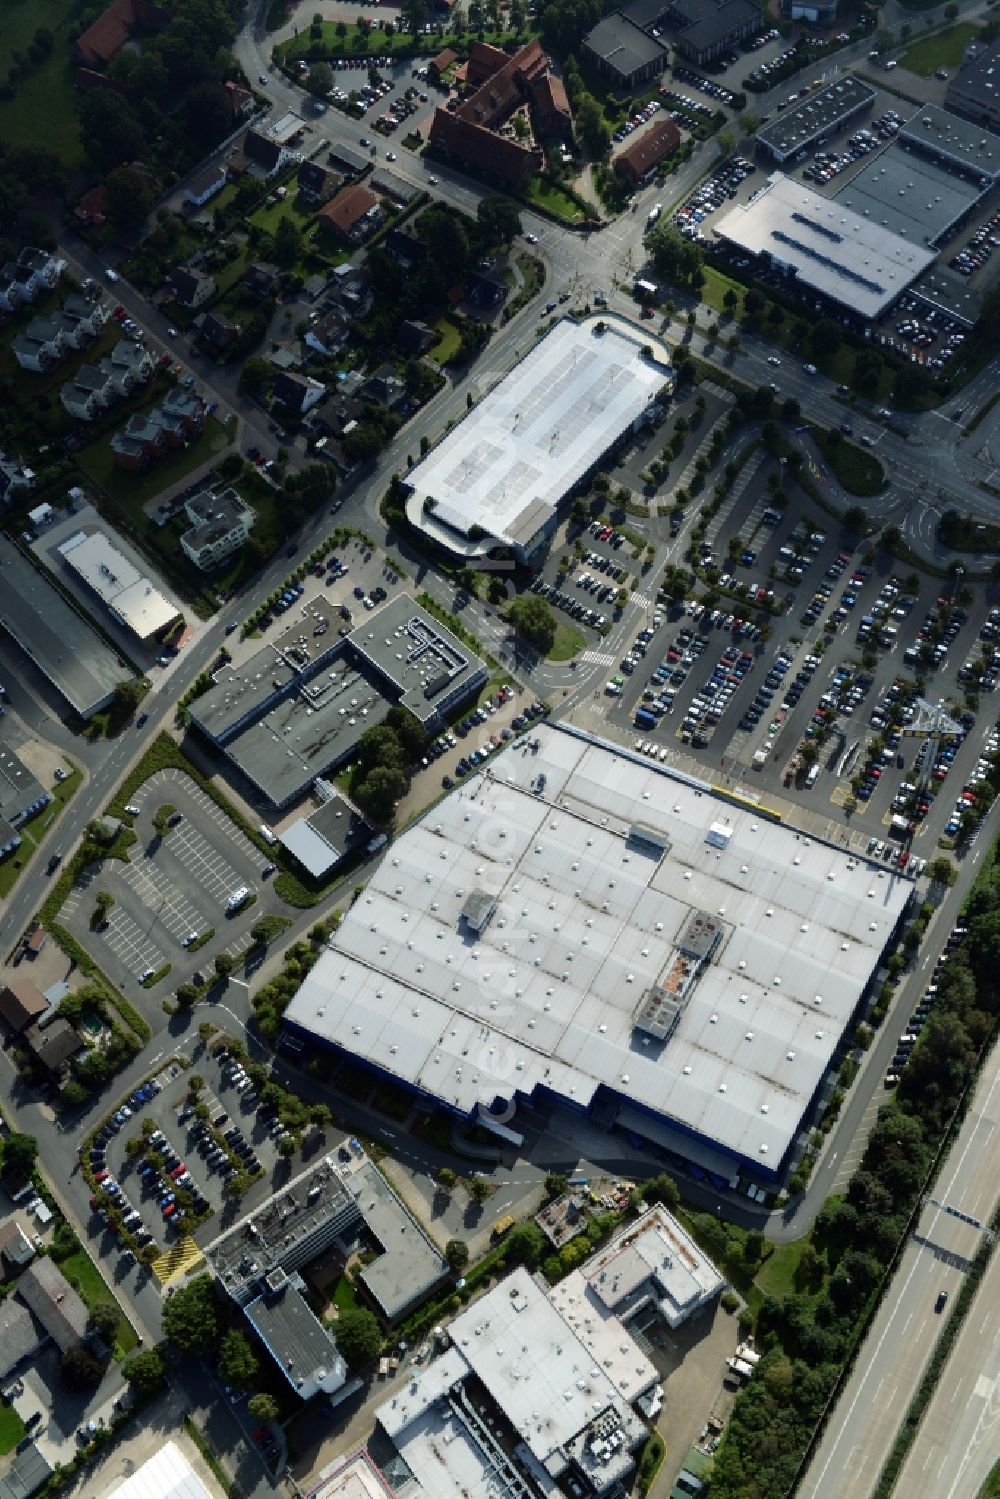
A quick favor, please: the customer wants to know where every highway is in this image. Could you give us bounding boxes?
[799,1035,1000,1499]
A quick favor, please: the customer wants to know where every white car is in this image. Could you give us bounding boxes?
[427,174,438,185]
[767,355,780,366]
[525,232,538,243]
[167,327,178,338]
[386,150,396,160]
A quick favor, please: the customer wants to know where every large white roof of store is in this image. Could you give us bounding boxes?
[715,172,937,319]
[99,1444,217,1499]
[285,724,910,1171]
[405,317,667,549]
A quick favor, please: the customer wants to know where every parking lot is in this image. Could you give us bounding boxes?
[61,769,285,995]
[582,437,1000,863]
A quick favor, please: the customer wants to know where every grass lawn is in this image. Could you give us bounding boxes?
[430,316,462,365]
[332,1276,362,1316]
[815,431,887,496]
[0,1403,25,1456]
[524,175,589,225]
[60,1247,138,1357]
[547,622,586,661]
[901,23,978,76]
[0,761,82,899]
[0,0,82,167]
[76,413,234,518]
[279,23,526,63]
[754,1239,811,1301]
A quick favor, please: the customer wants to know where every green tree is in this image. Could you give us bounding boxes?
[353,764,406,824]
[61,1344,104,1390]
[335,1308,383,1369]
[544,1172,569,1199]
[87,1303,120,1347]
[477,194,522,244]
[445,1238,470,1272]
[437,1166,457,1192]
[306,61,334,97]
[468,1175,490,1203]
[927,857,956,886]
[104,165,154,230]
[122,1348,166,1394]
[715,128,735,159]
[3,1132,37,1175]
[219,1329,260,1389]
[809,319,842,360]
[162,1274,218,1355]
[507,594,556,652]
[504,1220,547,1268]
[215,952,235,980]
[400,0,428,35]
[247,1393,279,1423]
[273,215,302,268]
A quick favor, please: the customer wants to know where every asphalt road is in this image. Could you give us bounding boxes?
[799,1034,1000,1499]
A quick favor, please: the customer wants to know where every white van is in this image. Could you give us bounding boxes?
[806,764,820,787]
[226,886,250,913]
[258,825,277,845]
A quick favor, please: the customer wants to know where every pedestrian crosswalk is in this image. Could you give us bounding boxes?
[581,649,616,666]
[152,1237,204,1286]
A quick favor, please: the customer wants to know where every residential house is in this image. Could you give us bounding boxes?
[304,309,350,358]
[167,266,216,310]
[328,264,371,316]
[200,311,240,349]
[22,1018,84,1085]
[161,387,205,432]
[223,80,254,119]
[397,320,436,355]
[180,487,255,571]
[109,338,155,383]
[60,364,115,421]
[531,73,573,139]
[0,1301,42,1380]
[466,268,509,309]
[273,370,326,416]
[0,453,36,502]
[0,1223,36,1274]
[614,117,682,183]
[16,1256,89,1350]
[18,248,66,294]
[0,979,50,1034]
[385,227,427,267]
[184,163,228,209]
[315,184,382,244]
[309,393,364,442]
[297,160,340,205]
[13,317,75,373]
[61,293,110,339]
[360,364,407,409]
[428,47,459,82]
[241,128,291,176]
[244,261,282,297]
[111,412,167,469]
[74,185,109,227]
[49,311,94,353]
[75,0,171,68]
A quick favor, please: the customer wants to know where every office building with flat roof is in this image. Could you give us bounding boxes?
[191,593,486,808]
[582,14,668,88]
[0,533,133,719]
[99,1443,219,1499]
[57,529,180,644]
[283,723,911,1184]
[714,172,936,322]
[375,1266,657,1499]
[279,793,372,879]
[405,318,672,563]
[756,75,876,163]
[0,741,50,859]
[834,142,990,249]
[306,1454,396,1499]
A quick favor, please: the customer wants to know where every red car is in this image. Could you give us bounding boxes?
[94,1169,109,1183]
[169,1163,186,1180]
[163,1203,176,1217]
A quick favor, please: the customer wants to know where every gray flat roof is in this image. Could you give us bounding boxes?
[280,793,371,877]
[345,592,487,726]
[900,101,1000,180]
[584,14,667,75]
[757,75,875,160]
[946,39,1000,118]
[245,1283,343,1390]
[224,660,389,807]
[714,171,936,319]
[353,1158,447,1320]
[284,723,910,1175]
[834,142,987,247]
[191,595,342,742]
[0,740,48,824]
[0,533,132,718]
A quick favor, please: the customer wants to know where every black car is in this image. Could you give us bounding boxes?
[935,1289,949,1312]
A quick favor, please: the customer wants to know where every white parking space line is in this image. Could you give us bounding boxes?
[101,905,165,978]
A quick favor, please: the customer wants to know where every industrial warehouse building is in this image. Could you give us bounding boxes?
[714,172,937,321]
[0,533,133,719]
[946,38,1000,133]
[282,725,911,1187]
[405,317,673,563]
[189,592,486,808]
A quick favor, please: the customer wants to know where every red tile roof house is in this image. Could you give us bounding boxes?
[75,0,171,69]
[614,118,682,184]
[315,185,383,245]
